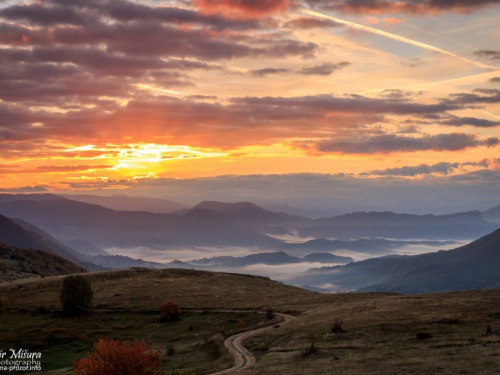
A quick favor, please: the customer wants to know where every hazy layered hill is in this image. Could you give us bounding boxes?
[483,205,500,224]
[175,201,310,226]
[0,193,64,203]
[0,199,282,248]
[0,197,496,254]
[171,251,353,269]
[0,214,81,264]
[61,239,109,255]
[61,194,189,214]
[300,211,498,240]
[292,228,500,294]
[276,238,456,256]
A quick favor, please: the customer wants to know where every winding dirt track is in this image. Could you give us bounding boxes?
[210,313,297,374]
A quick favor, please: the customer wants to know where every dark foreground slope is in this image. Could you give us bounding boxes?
[1,268,500,375]
[292,228,500,293]
[0,244,86,282]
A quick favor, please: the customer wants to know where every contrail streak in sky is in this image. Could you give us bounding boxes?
[300,8,499,71]
[136,84,183,95]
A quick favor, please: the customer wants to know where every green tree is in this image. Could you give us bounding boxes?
[60,275,93,316]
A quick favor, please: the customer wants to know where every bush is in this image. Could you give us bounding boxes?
[73,338,166,375]
[160,300,180,322]
[214,325,225,335]
[60,275,93,316]
[331,318,342,333]
[266,308,275,321]
[302,341,318,357]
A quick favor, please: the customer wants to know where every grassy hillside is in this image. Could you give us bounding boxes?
[1,268,499,374]
[0,244,86,282]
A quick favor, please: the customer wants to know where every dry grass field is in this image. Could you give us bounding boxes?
[1,268,499,374]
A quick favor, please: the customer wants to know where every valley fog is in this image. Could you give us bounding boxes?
[105,237,469,287]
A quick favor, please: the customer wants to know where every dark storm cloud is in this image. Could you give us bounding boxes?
[291,133,499,154]
[489,77,500,83]
[304,0,500,14]
[362,162,460,176]
[299,62,351,75]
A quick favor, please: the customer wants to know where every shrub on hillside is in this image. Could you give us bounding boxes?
[331,318,343,333]
[160,300,180,322]
[60,275,93,316]
[73,338,166,375]
[266,308,275,321]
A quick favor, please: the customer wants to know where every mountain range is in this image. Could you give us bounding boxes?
[0,196,497,253]
[170,251,353,269]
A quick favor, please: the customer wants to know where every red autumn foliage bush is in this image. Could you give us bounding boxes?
[73,338,167,375]
[160,300,180,322]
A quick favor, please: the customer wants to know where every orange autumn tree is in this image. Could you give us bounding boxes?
[73,338,167,375]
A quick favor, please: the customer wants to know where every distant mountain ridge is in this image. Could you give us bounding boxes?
[300,210,498,240]
[483,204,500,224]
[171,251,353,269]
[60,194,189,214]
[0,197,497,252]
[291,228,500,294]
[0,199,282,248]
[276,237,457,256]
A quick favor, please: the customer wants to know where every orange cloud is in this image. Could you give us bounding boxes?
[383,17,402,25]
[192,0,289,20]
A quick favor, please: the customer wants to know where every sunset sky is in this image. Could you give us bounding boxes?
[1,0,499,212]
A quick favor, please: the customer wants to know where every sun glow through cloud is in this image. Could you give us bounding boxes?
[0,0,498,205]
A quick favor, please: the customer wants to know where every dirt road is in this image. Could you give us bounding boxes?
[210,313,297,374]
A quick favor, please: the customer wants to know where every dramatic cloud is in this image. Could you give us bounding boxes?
[291,133,499,155]
[363,162,460,176]
[490,77,500,83]
[192,0,289,19]
[304,0,500,14]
